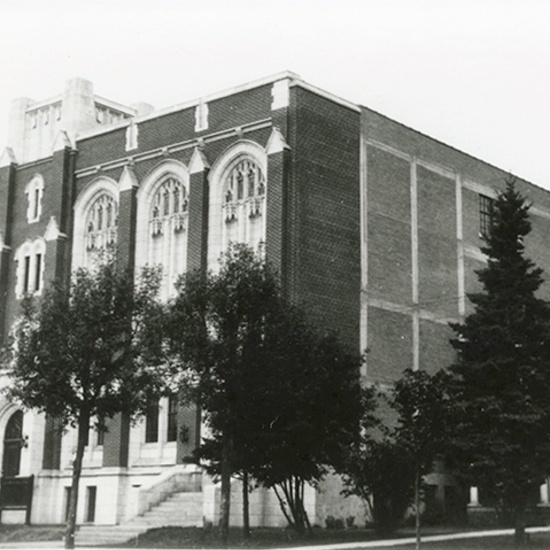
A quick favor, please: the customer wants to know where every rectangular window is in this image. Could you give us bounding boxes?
[145,402,159,443]
[167,395,178,442]
[34,254,42,292]
[64,487,72,522]
[479,194,494,237]
[23,256,31,294]
[96,418,105,446]
[85,487,96,523]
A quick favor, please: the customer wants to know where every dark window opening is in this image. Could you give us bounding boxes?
[23,256,31,294]
[145,402,159,443]
[167,395,178,442]
[34,254,42,292]
[33,188,40,219]
[479,194,494,237]
[64,487,72,522]
[86,486,97,523]
[96,419,105,446]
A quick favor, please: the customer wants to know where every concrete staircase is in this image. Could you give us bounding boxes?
[76,491,203,546]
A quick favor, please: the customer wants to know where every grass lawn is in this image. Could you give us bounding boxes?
[0,524,64,543]
[119,526,381,548]
[116,526,550,549]
[385,533,550,549]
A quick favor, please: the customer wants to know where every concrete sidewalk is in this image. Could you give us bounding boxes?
[1,526,550,550]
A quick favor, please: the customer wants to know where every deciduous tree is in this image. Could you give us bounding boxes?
[2,262,166,549]
[342,370,447,542]
[168,244,365,540]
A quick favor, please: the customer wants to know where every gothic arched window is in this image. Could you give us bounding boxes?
[84,193,118,266]
[222,158,266,250]
[145,175,189,300]
[149,177,188,238]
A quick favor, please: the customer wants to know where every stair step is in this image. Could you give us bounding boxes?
[75,488,204,545]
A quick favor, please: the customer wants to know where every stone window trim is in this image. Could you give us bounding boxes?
[14,238,46,299]
[85,193,118,253]
[149,176,189,238]
[223,158,266,224]
[207,140,267,270]
[72,178,119,270]
[25,175,45,224]
[208,140,267,198]
[135,160,189,289]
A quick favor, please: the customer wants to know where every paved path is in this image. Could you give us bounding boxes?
[1,526,550,550]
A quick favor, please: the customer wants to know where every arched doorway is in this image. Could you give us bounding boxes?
[2,411,23,477]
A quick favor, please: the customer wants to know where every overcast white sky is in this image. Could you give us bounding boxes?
[1,0,549,189]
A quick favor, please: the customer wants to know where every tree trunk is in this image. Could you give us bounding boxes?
[276,476,310,537]
[219,440,232,546]
[242,471,250,539]
[415,467,421,550]
[514,504,526,547]
[65,411,90,549]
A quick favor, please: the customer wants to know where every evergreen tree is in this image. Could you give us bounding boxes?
[447,179,550,545]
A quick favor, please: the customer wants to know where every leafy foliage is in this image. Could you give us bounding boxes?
[446,179,550,544]
[5,263,167,424]
[2,261,166,548]
[249,328,365,534]
[342,370,447,537]
[343,432,415,536]
[392,369,449,475]
[167,244,365,537]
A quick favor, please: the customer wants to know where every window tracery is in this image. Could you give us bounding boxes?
[84,193,118,260]
[223,159,265,224]
[138,173,189,301]
[149,177,188,237]
[221,158,266,252]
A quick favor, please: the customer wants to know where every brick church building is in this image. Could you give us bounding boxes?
[1,72,550,533]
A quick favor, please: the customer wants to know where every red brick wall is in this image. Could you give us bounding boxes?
[417,166,457,319]
[362,105,550,384]
[367,307,413,383]
[3,161,53,328]
[289,87,361,350]
[366,146,412,304]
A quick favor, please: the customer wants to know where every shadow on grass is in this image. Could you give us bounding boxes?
[0,524,64,543]
[115,527,550,549]
[118,526,381,548]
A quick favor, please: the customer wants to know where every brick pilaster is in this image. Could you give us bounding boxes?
[176,147,211,461]
[102,413,131,468]
[265,128,291,283]
[0,149,17,343]
[49,133,76,285]
[186,147,210,272]
[102,165,139,468]
[37,136,76,470]
[115,165,139,273]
